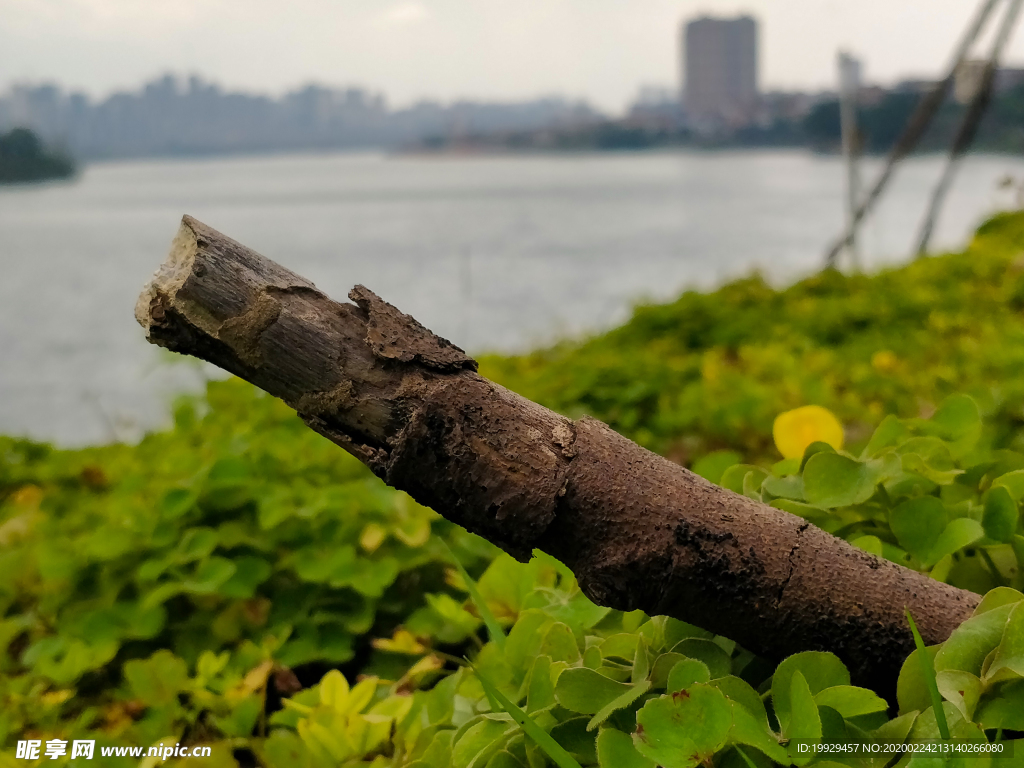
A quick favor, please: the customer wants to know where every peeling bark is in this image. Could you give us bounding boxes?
[137,215,980,694]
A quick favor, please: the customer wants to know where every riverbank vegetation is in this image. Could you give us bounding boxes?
[4,212,1024,765]
[0,128,75,184]
[415,83,1024,154]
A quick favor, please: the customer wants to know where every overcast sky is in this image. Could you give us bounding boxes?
[2,0,1023,112]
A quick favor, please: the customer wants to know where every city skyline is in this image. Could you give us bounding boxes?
[2,1,1024,112]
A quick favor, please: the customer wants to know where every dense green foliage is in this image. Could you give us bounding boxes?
[482,210,1024,464]
[802,83,1024,155]
[0,128,75,184]
[0,380,501,763]
[6,213,1024,765]
[702,393,1024,594]
[435,84,1024,153]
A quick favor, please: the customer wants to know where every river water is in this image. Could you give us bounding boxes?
[3,149,1023,445]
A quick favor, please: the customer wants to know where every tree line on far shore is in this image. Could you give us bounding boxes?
[0,128,75,184]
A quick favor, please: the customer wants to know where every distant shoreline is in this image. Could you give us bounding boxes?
[0,128,75,185]
[49,145,1024,168]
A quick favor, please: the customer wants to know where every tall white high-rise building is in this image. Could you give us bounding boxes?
[682,15,759,130]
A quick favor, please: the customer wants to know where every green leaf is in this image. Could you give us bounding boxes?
[992,469,1024,502]
[505,610,551,672]
[525,655,554,712]
[633,686,733,768]
[453,717,515,768]
[975,679,1024,730]
[175,527,219,563]
[159,488,198,519]
[485,752,526,768]
[555,667,635,715]
[650,652,687,689]
[850,534,883,558]
[908,700,984,742]
[184,556,237,594]
[905,608,950,741]
[666,659,711,693]
[973,586,1024,615]
[934,670,981,722]
[596,728,655,768]
[770,499,829,523]
[863,415,910,458]
[549,717,597,762]
[984,486,1019,544]
[219,555,272,598]
[25,636,119,686]
[896,644,939,715]
[813,686,887,718]
[692,451,742,484]
[475,666,584,768]
[742,471,765,499]
[871,709,917,746]
[986,600,1024,681]
[343,556,400,598]
[771,652,849,732]
[201,457,254,511]
[799,441,836,471]
[726,700,788,764]
[600,633,639,663]
[897,437,962,485]
[588,680,651,731]
[293,545,356,583]
[124,649,189,706]
[889,496,946,562]
[476,553,542,627]
[212,694,263,738]
[783,671,821,742]
[710,676,770,730]
[772,457,801,476]
[720,465,768,496]
[538,622,581,664]
[671,638,731,679]
[761,474,805,501]
[631,634,651,683]
[928,518,985,566]
[423,593,481,644]
[927,394,982,455]
[803,453,879,509]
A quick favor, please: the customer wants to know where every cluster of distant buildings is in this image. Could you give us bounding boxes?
[5,12,1024,159]
[0,77,599,159]
[628,13,1024,138]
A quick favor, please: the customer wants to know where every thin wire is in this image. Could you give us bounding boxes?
[823,0,1003,268]
[914,0,1024,256]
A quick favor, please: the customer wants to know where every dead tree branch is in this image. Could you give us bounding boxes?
[137,216,979,693]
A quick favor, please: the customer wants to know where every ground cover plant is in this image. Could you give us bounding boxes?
[481,210,1024,464]
[5,212,1024,765]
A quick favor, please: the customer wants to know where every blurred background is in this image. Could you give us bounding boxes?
[4,0,1024,445]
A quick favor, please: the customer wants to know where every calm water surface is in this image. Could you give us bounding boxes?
[3,149,1023,445]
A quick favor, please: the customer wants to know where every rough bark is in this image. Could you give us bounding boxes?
[137,215,980,694]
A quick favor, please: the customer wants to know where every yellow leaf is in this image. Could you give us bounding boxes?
[371,629,426,655]
[397,655,445,692]
[360,523,387,553]
[41,689,73,706]
[872,350,899,373]
[10,485,43,508]
[343,677,378,715]
[229,659,273,701]
[319,669,350,708]
[773,405,844,460]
